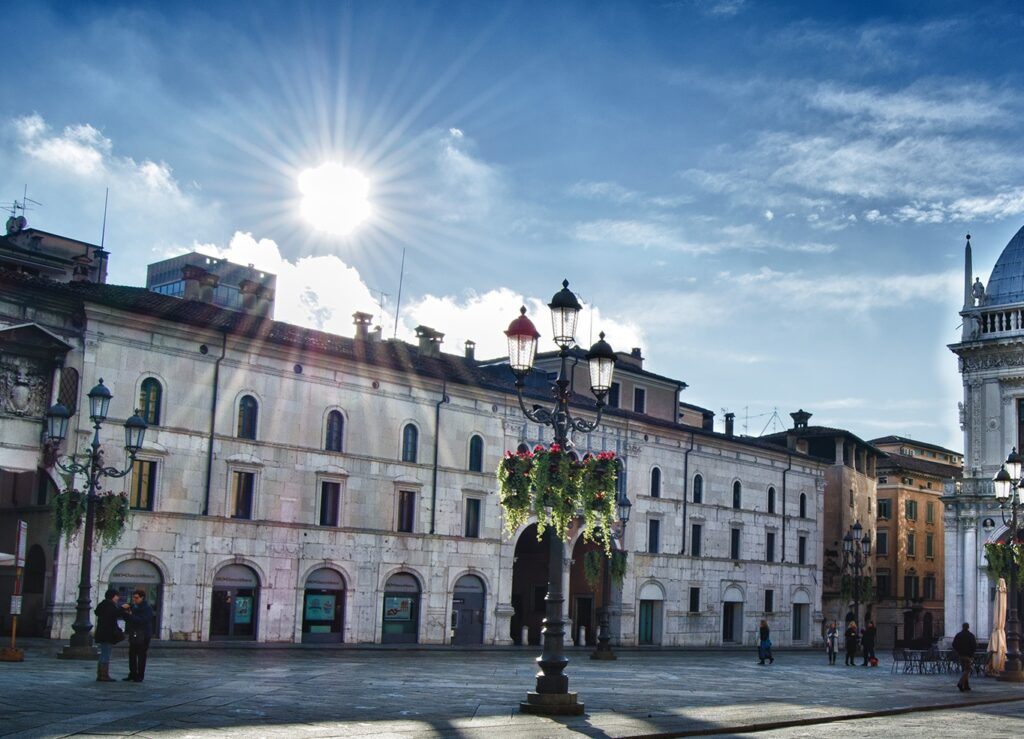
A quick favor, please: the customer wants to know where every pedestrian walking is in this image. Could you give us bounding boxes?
[861,620,877,666]
[757,619,774,665]
[825,621,839,665]
[952,622,978,692]
[123,589,155,683]
[844,621,859,666]
[93,588,125,682]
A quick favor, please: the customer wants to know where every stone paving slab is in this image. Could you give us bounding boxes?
[1,640,1022,738]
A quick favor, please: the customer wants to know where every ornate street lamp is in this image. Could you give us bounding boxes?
[504,279,616,716]
[842,520,871,629]
[592,492,631,660]
[992,447,1024,682]
[46,379,147,659]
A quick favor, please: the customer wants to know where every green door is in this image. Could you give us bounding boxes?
[638,600,655,644]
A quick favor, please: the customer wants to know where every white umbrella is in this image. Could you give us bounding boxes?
[0,552,16,567]
[990,577,1007,674]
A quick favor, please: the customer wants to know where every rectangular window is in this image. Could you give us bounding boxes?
[634,387,646,414]
[764,589,774,613]
[464,497,481,538]
[129,459,156,511]
[877,498,892,519]
[926,501,934,523]
[876,571,891,598]
[689,586,700,613]
[319,481,341,526]
[905,500,918,520]
[924,575,936,600]
[907,532,916,556]
[690,523,702,557]
[730,528,741,560]
[397,490,416,533]
[608,382,620,409]
[766,531,776,563]
[904,575,920,599]
[232,471,255,519]
[926,533,934,558]
[876,530,889,556]
[798,535,807,565]
[648,518,660,554]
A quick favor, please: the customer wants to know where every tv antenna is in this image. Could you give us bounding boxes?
[2,186,41,234]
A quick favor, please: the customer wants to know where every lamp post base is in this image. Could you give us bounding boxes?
[520,691,585,716]
[57,644,97,660]
[997,669,1024,682]
[0,647,24,662]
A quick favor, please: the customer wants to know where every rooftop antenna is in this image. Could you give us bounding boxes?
[3,186,41,234]
[392,247,406,339]
[366,286,390,329]
[100,188,109,248]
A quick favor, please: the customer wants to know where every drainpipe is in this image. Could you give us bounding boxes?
[202,331,228,516]
[781,454,793,562]
[681,432,694,554]
[430,380,449,534]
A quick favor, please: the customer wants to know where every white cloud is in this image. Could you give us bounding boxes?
[427,127,504,224]
[763,209,774,221]
[573,218,836,254]
[569,180,692,209]
[813,397,866,410]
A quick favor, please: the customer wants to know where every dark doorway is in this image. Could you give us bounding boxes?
[451,575,485,645]
[210,564,259,640]
[302,568,345,643]
[382,572,420,644]
[510,524,551,645]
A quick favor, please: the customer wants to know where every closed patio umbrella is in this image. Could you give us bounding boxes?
[990,577,1007,674]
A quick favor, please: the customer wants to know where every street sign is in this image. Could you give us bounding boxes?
[10,596,21,615]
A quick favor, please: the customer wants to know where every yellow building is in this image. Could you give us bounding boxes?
[870,436,962,647]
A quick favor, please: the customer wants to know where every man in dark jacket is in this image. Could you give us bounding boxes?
[861,621,877,666]
[93,588,124,682]
[122,590,155,683]
[952,622,978,692]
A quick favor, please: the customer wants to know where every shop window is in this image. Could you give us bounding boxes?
[138,378,162,425]
[129,459,157,511]
[325,411,344,452]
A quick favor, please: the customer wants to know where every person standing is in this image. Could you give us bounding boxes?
[123,590,155,683]
[844,621,859,666]
[861,620,877,666]
[952,622,978,692]
[825,622,839,665]
[758,619,774,665]
[93,588,124,682]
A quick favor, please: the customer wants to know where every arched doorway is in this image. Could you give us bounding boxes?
[210,564,259,640]
[722,585,744,644]
[381,572,420,644]
[569,536,601,646]
[638,582,664,645]
[451,575,485,645]
[510,524,551,645]
[302,568,345,643]
[110,559,163,637]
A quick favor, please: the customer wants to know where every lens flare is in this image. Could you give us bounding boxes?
[298,162,372,236]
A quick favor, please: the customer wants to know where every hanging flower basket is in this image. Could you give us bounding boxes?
[94,493,130,547]
[53,489,86,541]
[496,444,620,546]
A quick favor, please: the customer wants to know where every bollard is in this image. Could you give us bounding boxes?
[521,625,529,646]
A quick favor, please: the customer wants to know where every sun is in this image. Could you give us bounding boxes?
[298,162,372,236]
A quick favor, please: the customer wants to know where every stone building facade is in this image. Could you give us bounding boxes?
[0,255,829,648]
[946,225,1024,641]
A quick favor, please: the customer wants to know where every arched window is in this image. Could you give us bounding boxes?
[767,486,776,514]
[650,467,661,498]
[732,481,742,509]
[58,367,79,414]
[139,377,162,425]
[693,474,703,503]
[325,410,344,452]
[468,434,484,472]
[237,395,258,439]
[401,424,419,463]
[799,493,807,518]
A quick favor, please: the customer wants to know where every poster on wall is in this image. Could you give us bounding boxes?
[384,596,412,621]
[304,594,335,621]
[234,596,253,624]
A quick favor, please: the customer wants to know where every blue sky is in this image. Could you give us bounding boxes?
[3,0,1023,451]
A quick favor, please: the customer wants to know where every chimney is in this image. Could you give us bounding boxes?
[725,412,735,437]
[464,340,476,361]
[370,325,382,342]
[182,264,207,301]
[415,325,444,357]
[790,409,812,429]
[352,311,373,341]
[239,279,259,312]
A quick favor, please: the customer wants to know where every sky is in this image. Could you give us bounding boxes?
[3,0,1023,453]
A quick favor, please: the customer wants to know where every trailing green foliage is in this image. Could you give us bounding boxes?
[840,574,872,604]
[984,542,1024,581]
[94,493,130,547]
[53,489,86,540]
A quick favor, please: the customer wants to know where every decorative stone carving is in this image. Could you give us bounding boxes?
[0,357,49,416]
[963,353,1024,371]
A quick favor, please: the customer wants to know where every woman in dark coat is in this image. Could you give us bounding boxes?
[93,588,124,682]
[861,620,877,666]
[758,619,774,665]
[844,621,859,666]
